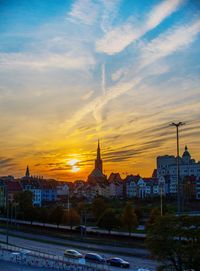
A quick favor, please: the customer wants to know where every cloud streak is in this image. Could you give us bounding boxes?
[96,0,184,55]
[68,0,100,25]
[0,52,95,71]
[65,18,200,131]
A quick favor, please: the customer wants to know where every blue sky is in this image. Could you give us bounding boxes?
[0,0,200,180]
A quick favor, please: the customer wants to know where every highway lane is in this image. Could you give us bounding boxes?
[0,228,149,257]
[0,232,158,271]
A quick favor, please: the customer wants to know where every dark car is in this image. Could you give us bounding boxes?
[85,253,105,263]
[106,257,130,268]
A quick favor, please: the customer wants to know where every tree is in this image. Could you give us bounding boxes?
[97,208,120,233]
[146,215,200,271]
[76,201,89,226]
[134,206,143,223]
[91,196,108,222]
[14,190,33,209]
[14,190,33,220]
[37,207,48,225]
[146,207,160,229]
[121,203,138,235]
[24,206,38,224]
[49,205,64,227]
[63,208,80,229]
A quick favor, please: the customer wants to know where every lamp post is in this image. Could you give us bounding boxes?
[5,185,9,244]
[158,177,165,216]
[170,122,185,214]
[67,187,70,212]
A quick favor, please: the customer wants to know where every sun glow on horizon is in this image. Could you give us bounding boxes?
[71,165,80,172]
[68,158,80,173]
[68,158,79,166]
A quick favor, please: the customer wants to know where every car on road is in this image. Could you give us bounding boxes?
[85,253,105,263]
[106,257,130,268]
[137,269,150,271]
[64,249,83,258]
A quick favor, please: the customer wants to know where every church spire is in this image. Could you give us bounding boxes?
[25,165,30,178]
[95,140,102,173]
[97,139,101,160]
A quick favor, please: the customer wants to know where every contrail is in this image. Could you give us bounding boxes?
[101,63,106,95]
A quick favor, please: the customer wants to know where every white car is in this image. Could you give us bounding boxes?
[64,249,83,258]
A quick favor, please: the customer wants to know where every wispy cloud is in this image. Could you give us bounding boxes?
[0,158,16,169]
[140,19,200,68]
[96,0,184,55]
[146,0,183,29]
[66,18,200,130]
[81,90,94,100]
[101,63,106,95]
[68,0,100,25]
[0,52,95,71]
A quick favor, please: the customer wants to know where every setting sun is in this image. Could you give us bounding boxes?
[71,165,80,173]
[68,159,79,166]
[68,158,80,173]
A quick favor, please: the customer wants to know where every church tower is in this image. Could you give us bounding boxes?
[95,140,103,173]
[25,165,30,178]
[87,140,106,184]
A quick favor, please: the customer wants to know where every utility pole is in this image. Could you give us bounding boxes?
[160,186,163,216]
[67,187,70,212]
[170,122,185,214]
[5,185,9,244]
[159,177,165,216]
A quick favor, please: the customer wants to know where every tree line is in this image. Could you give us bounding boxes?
[4,192,139,234]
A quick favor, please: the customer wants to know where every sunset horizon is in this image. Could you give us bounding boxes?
[0,2,200,270]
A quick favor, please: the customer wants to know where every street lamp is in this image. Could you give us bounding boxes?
[4,185,9,244]
[67,186,70,212]
[158,177,165,216]
[170,122,185,214]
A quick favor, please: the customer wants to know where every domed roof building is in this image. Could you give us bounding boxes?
[182,145,191,164]
[156,145,200,199]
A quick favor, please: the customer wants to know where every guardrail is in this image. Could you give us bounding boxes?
[0,243,110,271]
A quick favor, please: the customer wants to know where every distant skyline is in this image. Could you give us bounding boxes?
[0,0,200,181]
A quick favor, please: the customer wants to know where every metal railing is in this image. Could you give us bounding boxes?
[0,243,110,271]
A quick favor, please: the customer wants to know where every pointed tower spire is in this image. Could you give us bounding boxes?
[25,165,30,178]
[95,140,103,173]
[97,139,101,160]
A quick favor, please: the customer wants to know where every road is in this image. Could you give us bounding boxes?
[0,228,149,257]
[0,230,159,271]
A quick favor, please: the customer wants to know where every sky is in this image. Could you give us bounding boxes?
[0,0,200,181]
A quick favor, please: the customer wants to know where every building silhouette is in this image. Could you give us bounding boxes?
[25,165,30,178]
[87,140,107,185]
